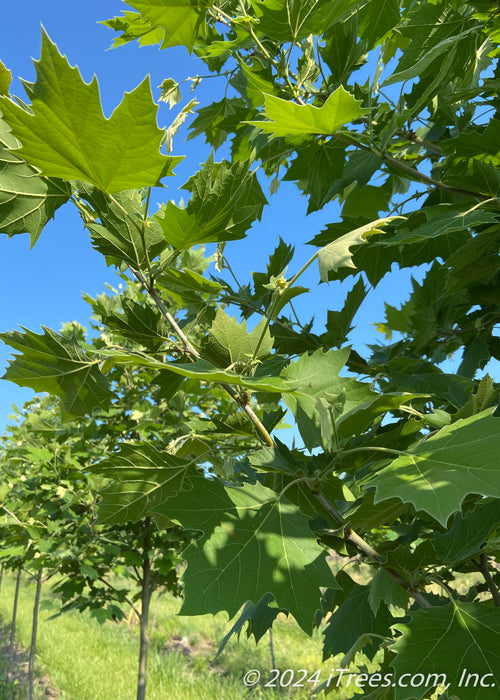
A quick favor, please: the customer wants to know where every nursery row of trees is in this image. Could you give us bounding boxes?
[1,1,500,698]
[0,279,220,698]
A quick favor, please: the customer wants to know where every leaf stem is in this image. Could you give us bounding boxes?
[340,446,406,458]
[287,251,319,288]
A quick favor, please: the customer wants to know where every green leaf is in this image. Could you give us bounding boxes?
[344,493,406,535]
[79,564,99,579]
[368,568,409,616]
[217,594,282,657]
[458,336,491,379]
[312,213,471,287]
[318,217,399,282]
[392,602,500,700]
[163,358,293,393]
[247,87,365,138]
[155,156,267,249]
[248,440,300,475]
[357,0,400,48]
[158,78,182,108]
[0,327,115,419]
[79,185,168,269]
[91,443,191,524]
[321,16,368,83]
[162,97,198,154]
[152,473,236,536]
[158,267,222,296]
[177,481,338,633]
[433,500,500,566]
[454,375,500,421]
[187,98,239,148]
[252,0,346,42]
[323,278,367,347]
[372,410,500,526]
[100,11,165,48]
[281,347,375,450]
[0,115,71,244]
[99,348,293,393]
[378,205,498,248]
[0,60,12,95]
[125,0,211,51]
[342,184,389,219]
[0,31,181,193]
[382,4,477,87]
[335,392,423,441]
[381,364,471,409]
[323,579,393,660]
[442,120,500,167]
[204,308,273,367]
[252,237,295,299]
[282,141,346,213]
[96,298,170,349]
[230,60,277,109]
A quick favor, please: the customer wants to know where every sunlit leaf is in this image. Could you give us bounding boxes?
[0,31,181,192]
[372,410,500,526]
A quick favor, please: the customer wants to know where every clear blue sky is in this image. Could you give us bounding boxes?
[0,1,420,431]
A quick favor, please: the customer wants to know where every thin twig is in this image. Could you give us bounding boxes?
[477,553,500,607]
[331,133,497,203]
[98,576,141,619]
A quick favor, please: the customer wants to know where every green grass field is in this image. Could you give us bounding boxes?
[0,572,356,700]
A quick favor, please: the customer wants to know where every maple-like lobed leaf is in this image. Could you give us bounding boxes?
[0,60,12,95]
[169,481,338,633]
[318,217,400,282]
[323,579,394,660]
[0,30,182,193]
[392,602,500,700]
[0,115,71,244]
[432,499,500,565]
[204,308,273,367]
[0,326,116,419]
[253,0,351,43]
[155,156,267,249]
[96,346,294,393]
[78,184,168,270]
[91,442,192,524]
[372,409,500,526]
[247,87,366,137]
[125,0,212,51]
[217,594,283,657]
[281,347,376,450]
[101,11,165,49]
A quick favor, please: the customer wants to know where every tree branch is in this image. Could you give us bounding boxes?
[97,576,141,620]
[132,260,432,608]
[129,266,275,446]
[307,486,432,609]
[477,553,500,607]
[332,133,497,203]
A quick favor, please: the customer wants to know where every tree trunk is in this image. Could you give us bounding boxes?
[8,564,22,679]
[269,628,277,668]
[28,570,42,700]
[136,518,153,700]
